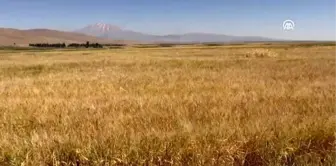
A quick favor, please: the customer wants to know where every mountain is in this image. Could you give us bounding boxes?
[75,23,275,43]
[75,23,122,37]
[0,28,123,46]
[75,23,158,42]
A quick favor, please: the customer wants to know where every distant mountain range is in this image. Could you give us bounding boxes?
[75,23,275,43]
[0,23,279,46]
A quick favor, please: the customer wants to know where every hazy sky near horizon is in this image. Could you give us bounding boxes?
[0,0,335,40]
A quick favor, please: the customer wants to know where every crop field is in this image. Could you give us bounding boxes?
[0,44,335,165]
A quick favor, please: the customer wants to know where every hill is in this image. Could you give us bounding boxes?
[0,28,132,46]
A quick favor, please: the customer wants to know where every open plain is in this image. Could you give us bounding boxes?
[0,43,335,165]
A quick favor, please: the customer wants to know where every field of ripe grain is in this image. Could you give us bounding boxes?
[0,44,335,166]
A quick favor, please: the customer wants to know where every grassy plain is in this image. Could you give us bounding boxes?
[0,43,335,165]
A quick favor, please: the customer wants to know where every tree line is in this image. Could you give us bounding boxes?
[29,41,103,48]
[29,43,66,48]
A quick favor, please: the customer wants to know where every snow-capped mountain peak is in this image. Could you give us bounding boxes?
[90,23,121,32]
[76,23,122,36]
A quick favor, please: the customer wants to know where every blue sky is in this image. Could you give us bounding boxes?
[0,0,335,40]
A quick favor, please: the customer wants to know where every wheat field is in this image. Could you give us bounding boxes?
[0,44,335,166]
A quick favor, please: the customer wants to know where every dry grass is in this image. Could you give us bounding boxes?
[243,49,278,58]
[0,44,335,166]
